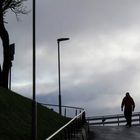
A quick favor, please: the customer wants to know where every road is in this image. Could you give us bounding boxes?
[88,126,140,140]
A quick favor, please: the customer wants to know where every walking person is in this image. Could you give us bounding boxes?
[121,92,135,127]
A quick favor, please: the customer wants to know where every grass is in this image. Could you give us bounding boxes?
[0,87,69,140]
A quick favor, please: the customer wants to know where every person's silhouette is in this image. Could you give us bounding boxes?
[121,92,135,127]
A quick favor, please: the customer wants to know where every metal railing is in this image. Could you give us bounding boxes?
[86,112,140,126]
[46,110,86,140]
[41,103,84,118]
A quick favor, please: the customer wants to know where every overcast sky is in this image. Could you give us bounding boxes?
[1,0,140,116]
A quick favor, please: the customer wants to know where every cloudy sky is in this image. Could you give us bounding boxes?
[1,0,140,116]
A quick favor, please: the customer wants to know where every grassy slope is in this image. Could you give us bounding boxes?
[0,87,69,140]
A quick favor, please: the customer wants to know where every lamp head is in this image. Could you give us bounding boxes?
[57,38,70,42]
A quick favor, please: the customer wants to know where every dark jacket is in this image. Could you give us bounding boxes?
[121,95,135,111]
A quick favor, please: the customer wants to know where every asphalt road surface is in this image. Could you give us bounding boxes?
[88,126,140,140]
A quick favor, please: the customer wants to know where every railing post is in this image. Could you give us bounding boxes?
[75,109,77,116]
[103,117,104,126]
[70,125,72,139]
[82,111,86,125]
[73,121,75,138]
[139,114,140,125]
[118,116,119,126]
[64,129,67,140]
[60,132,63,140]
[68,126,70,140]
[87,120,90,133]
[64,107,66,117]
[76,117,78,134]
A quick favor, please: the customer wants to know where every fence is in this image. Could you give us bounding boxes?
[41,103,84,118]
[46,110,86,140]
[86,112,140,126]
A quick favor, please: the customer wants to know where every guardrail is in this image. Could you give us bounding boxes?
[86,112,140,126]
[46,110,86,140]
[41,103,84,118]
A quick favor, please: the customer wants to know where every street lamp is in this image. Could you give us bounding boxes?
[32,0,37,140]
[57,38,70,115]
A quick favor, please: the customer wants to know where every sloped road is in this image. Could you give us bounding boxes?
[88,126,140,140]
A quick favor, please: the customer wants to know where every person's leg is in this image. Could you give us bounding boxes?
[127,111,132,127]
[124,111,129,126]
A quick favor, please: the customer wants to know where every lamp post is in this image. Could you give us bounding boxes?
[57,38,70,115]
[32,0,37,140]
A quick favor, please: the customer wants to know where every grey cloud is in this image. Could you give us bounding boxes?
[1,0,140,116]
[37,0,140,45]
[37,60,140,116]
